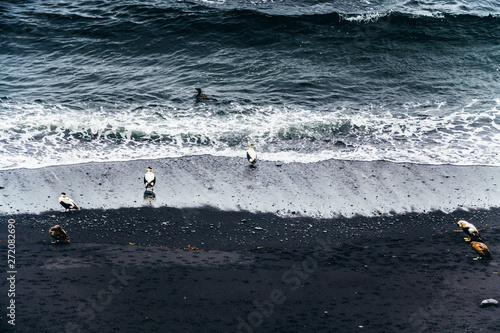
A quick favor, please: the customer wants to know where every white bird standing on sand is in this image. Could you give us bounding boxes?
[457,220,482,242]
[247,144,257,165]
[58,193,80,212]
[144,167,156,190]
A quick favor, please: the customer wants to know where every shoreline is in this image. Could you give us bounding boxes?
[4,154,500,173]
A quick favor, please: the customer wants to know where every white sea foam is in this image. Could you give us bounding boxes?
[1,99,500,170]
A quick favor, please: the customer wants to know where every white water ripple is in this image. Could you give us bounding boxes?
[1,98,500,170]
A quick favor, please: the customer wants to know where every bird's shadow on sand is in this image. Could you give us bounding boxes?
[143,190,156,204]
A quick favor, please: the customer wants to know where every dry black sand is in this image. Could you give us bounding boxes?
[1,206,499,333]
[0,157,499,332]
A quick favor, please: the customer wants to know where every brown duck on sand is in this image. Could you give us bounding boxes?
[469,241,492,260]
[49,225,70,243]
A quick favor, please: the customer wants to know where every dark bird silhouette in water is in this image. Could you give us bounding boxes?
[49,225,70,243]
[195,88,212,101]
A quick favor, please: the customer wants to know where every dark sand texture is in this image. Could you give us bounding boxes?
[1,208,499,332]
[1,158,499,332]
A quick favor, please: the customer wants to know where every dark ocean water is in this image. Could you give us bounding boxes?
[1,0,499,169]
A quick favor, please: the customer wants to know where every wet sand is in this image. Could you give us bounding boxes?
[2,156,500,217]
[0,158,499,332]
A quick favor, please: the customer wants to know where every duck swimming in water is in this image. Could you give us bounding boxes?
[195,88,212,101]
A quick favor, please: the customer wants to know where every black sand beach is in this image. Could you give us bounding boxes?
[1,157,499,332]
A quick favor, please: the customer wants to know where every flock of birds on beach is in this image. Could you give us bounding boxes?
[48,88,494,262]
[49,137,258,243]
[50,154,495,262]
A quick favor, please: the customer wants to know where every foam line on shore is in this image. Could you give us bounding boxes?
[1,156,499,217]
